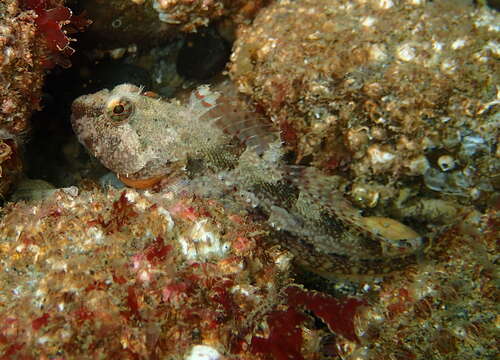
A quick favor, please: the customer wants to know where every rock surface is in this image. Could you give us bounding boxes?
[230,0,500,211]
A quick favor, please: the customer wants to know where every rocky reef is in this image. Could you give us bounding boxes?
[230,0,500,216]
[0,0,499,359]
[0,180,497,358]
[1,0,42,198]
[80,0,268,49]
[0,0,89,198]
[0,187,371,358]
[352,209,498,359]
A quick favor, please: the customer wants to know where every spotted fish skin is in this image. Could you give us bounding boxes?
[71,84,227,182]
[71,83,424,277]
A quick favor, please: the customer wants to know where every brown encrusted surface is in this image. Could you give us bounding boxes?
[81,0,269,48]
[0,182,497,359]
[2,0,498,358]
[350,208,499,360]
[0,188,297,358]
[0,139,22,198]
[152,0,269,31]
[0,0,44,134]
[80,0,171,48]
[230,0,499,208]
[0,0,45,197]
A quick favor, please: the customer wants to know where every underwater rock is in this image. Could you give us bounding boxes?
[80,0,267,49]
[0,0,88,198]
[0,139,22,200]
[0,187,371,358]
[152,0,269,31]
[349,209,498,360]
[80,0,171,48]
[230,0,499,208]
[0,0,43,135]
[0,182,495,359]
[0,1,57,197]
[8,177,57,202]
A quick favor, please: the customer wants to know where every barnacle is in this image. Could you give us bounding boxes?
[437,155,456,172]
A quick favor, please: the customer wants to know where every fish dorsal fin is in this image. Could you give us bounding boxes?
[188,85,220,117]
[202,80,280,155]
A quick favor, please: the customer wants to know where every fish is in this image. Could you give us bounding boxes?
[71,82,425,277]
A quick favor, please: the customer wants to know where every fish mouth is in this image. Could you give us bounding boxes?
[118,173,166,189]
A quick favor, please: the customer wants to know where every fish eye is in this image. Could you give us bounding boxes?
[105,97,134,123]
[113,104,125,114]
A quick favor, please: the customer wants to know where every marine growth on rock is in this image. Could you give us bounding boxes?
[230,0,499,212]
[0,0,498,359]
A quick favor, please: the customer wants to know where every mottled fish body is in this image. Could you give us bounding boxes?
[71,83,424,277]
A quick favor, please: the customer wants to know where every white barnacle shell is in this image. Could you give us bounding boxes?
[396,43,416,62]
[437,155,456,172]
[177,219,229,261]
[184,345,221,360]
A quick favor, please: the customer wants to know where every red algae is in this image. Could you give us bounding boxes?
[0,188,324,358]
[286,286,366,343]
[31,313,50,331]
[144,235,172,263]
[23,0,91,68]
[126,286,142,320]
[92,190,139,234]
[251,308,306,360]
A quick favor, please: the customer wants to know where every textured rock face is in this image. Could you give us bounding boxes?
[0,187,373,359]
[0,184,496,359]
[230,0,499,210]
[0,0,43,198]
[0,1,43,136]
[79,0,170,47]
[0,188,290,357]
[0,0,89,198]
[350,208,499,360]
[0,0,83,136]
[1,1,498,359]
[152,0,268,30]
[80,0,268,48]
